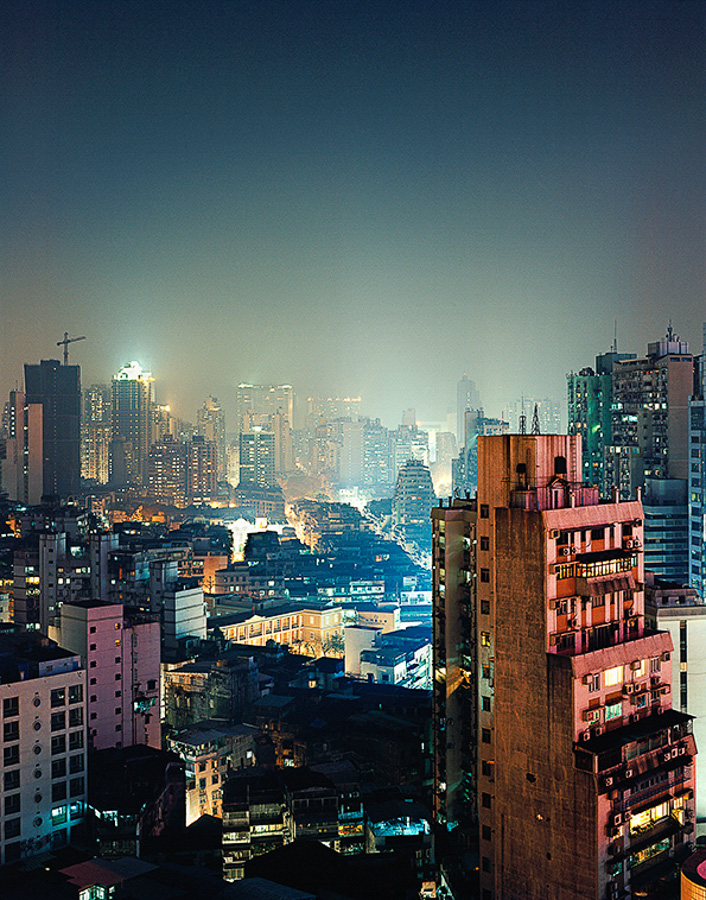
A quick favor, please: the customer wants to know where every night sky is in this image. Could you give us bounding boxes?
[2,1,705,428]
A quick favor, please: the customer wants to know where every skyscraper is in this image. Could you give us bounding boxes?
[239,428,276,487]
[432,433,695,899]
[24,359,81,500]
[111,362,154,486]
[688,323,706,594]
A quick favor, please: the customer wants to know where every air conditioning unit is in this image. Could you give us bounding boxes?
[660,685,671,695]
[612,813,622,827]
[623,683,634,695]
[624,768,634,779]
[661,652,671,662]
[651,676,660,687]
[680,746,687,756]
[582,730,592,741]
[551,530,560,539]
[605,776,614,788]
[623,811,632,823]
[582,674,593,685]
[594,726,604,737]
[632,538,641,548]
[582,708,600,723]
[570,545,577,553]
[561,547,571,556]
[549,634,559,647]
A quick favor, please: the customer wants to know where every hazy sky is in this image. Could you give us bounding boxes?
[2,1,705,428]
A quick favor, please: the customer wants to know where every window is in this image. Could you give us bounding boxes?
[115,708,121,716]
[588,674,600,693]
[68,708,83,728]
[3,697,19,718]
[482,696,491,712]
[199,778,206,790]
[482,825,492,841]
[69,755,84,774]
[51,735,66,755]
[650,656,662,673]
[4,720,19,742]
[115,673,121,681]
[89,626,96,634]
[90,695,97,703]
[115,690,122,698]
[482,793,491,808]
[89,644,97,651]
[482,664,491,680]
[480,569,490,583]
[482,761,493,776]
[51,711,66,732]
[604,666,623,687]
[482,856,491,872]
[480,504,489,518]
[4,818,20,839]
[52,782,67,802]
[482,729,491,744]
[481,632,491,647]
[4,770,20,791]
[480,537,489,551]
[605,701,623,721]
[5,794,20,815]
[90,661,97,668]
[4,745,19,766]
[89,678,97,686]
[115,657,121,664]
[69,777,84,797]
[68,685,83,704]
[52,758,66,779]
[481,600,490,615]
[50,688,66,707]
[68,731,83,751]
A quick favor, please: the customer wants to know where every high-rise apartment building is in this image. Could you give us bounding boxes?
[1,390,43,505]
[81,383,111,484]
[197,396,226,477]
[432,434,695,899]
[605,330,695,500]
[239,429,276,487]
[24,359,81,501]
[186,435,217,502]
[0,632,87,866]
[688,324,706,595]
[236,383,294,434]
[147,436,187,506]
[53,601,161,751]
[111,362,154,486]
[567,353,635,491]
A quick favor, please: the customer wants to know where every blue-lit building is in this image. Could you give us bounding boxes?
[689,324,706,595]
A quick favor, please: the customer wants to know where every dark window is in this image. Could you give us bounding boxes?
[50,688,65,707]
[4,745,19,766]
[115,691,122,698]
[115,673,121,681]
[147,679,157,691]
[51,735,66,755]
[480,504,489,518]
[3,697,19,718]
[482,729,491,744]
[481,600,490,615]
[482,825,492,841]
[480,537,489,551]
[52,758,66,779]
[4,720,19,742]
[482,761,493,776]
[554,456,567,475]
[481,793,491,808]
[52,782,67,802]
[4,794,20,815]
[4,770,20,791]
[68,708,83,728]
[69,755,84,774]
[482,696,491,712]
[68,685,83,704]
[482,856,491,872]
[5,842,21,863]
[51,711,66,732]
[68,731,83,751]
[69,777,85,797]
[89,678,97,685]
[89,661,97,668]
[591,528,603,541]
[480,568,490,583]
[89,644,97,651]
[4,818,20,839]
[89,626,96,633]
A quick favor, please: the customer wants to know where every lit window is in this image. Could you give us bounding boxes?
[605,701,623,721]
[604,666,623,687]
[481,632,491,647]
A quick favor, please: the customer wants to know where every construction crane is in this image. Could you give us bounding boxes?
[57,332,86,365]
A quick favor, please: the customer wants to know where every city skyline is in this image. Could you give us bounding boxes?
[3,2,705,426]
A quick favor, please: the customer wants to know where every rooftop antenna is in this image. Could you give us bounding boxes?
[519,397,527,435]
[531,404,541,435]
[613,319,618,353]
[57,332,86,365]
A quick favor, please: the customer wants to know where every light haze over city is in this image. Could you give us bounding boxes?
[2,1,705,426]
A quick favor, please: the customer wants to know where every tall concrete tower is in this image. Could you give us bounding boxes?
[111,362,154,486]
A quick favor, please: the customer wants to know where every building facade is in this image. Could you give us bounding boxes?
[432,434,696,899]
[111,362,154,486]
